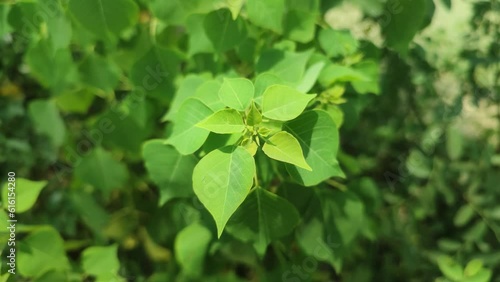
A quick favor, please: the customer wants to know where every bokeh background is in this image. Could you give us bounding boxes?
[0,0,499,281]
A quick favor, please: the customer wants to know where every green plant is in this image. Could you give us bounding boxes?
[1,0,498,281]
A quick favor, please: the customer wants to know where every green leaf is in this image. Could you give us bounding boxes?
[193,146,255,237]
[464,259,484,277]
[1,178,47,213]
[253,72,284,105]
[55,89,95,114]
[447,125,463,161]
[279,185,341,269]
[437,255,464,281]
[262,85,316,121]
[226,0,244,19]
[197,109,245,134]
[98,97,154,154]
[149,0,219,25]
[79,54,120,93]
[70,191,110,236]
[25,40,79,94]
[45,0,72,50]
[74,147,128,193]
[313,190,363,273]
[82,245,121,281]
[0,5,11,37]
[143,140,197,206]
[284,110,344,186]
[68,0,139,42]
[32,271,67,282]
[256,49,312,83]
[186,14,215,55]
[247,102,262,126]
[163,74,208,121]
[319,63,368,87]
[464,269,492,282]
[263,131,312,171]
[296,61,325,93]
[203,9,247,52]
[227,187,300,256]
[202,133,242,154]
[194,80,226,112]
[166,98,214,155]
[382,0,433,55]
[247,0,285,33]
[175,223,212,277]
[284,8,317,43]
[454,204,475,227]
[18,227,70,278]
[130,47,180,102]
[28,99,66,147]
[319,29,359,58]
[218,78,254,111]
[351,61,381,95]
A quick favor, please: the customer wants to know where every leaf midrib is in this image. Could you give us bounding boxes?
[96,0,111,38]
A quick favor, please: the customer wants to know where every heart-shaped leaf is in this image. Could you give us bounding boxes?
[262,131,312,170]
[193,146,255,237]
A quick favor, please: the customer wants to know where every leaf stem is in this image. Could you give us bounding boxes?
[326,179,347,191]
[253,172,259,188]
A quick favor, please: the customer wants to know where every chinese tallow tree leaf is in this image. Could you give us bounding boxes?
[262,131,312,171]
[186,14,215,55]
[68,0,139,42]
[166,98,213,155]
[0,5,11,37]
[197,109,245,134]
[203,9,247,53]
[227,187,300,256]
[453,204,475,227]
[437,255,464,281]
[28,99,66,147]
[55,89,95,114]
[319,29,359,58]
[163,74,207,121]
[246,102,262,126]
[318,64,368,87]
[218,78,254,111]
[279,184,341,269]
[226,0,244,19]
[148,0,218,25]
[262,85,316,121]
[351,61,381,95]
[194,80,226,112]
[256,49,312,83]
[130,47,180,102]
[253,72,284,106]
[44,0,72,50]
[74,147,128,193]
[82,245,121,281]
[18,227,70,278]
[1,179,47,213]
[79,54,121,93]
[25,40,79,95]
[296,61,326,93]
[246,0,285,33]
[320,190,365,246]
[193,146,255,238]
[175,223,212,277]
[284,8,317,43]
[142,140,197,206]
[284,110,344,186]
[382,0,433,55]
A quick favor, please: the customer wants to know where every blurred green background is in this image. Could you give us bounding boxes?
[0,0,499,281]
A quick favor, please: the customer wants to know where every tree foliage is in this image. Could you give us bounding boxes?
[0,0,498,281]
